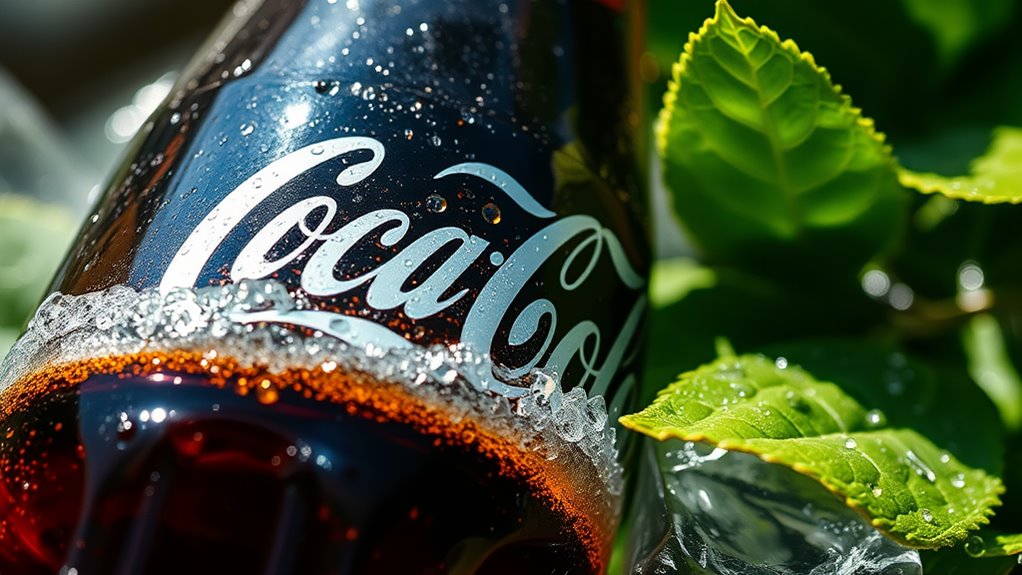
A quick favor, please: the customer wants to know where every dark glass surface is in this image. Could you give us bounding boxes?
[52,0,648,392]
[0,369,590,574]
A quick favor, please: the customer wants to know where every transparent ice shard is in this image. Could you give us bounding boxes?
[626,438,922,575]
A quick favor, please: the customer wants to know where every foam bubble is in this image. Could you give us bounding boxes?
[0,278,623,510]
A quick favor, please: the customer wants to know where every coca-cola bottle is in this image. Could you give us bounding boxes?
[0,0,648,573]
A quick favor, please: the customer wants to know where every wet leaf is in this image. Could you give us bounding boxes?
[622,353,1004,549]
[899,127,1022,204]
[657,0,906,282]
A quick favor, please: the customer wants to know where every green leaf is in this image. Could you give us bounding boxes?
[898,127,1022,204]
[0,327,16,360]
[0,194,77,330]
[963,314,1022,432]
[641,260,884,403]
[973,531,1022,557]
[648,1,944,140]
[657,0,906,282]
[647,258,716,308]
[757,340,1005,476]
[900,0,1013,67]
[621,353,1005,549]
[921,545,1020,575]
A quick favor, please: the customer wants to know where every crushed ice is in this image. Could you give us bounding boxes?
[0,280,623,503]
[626,439,922,575]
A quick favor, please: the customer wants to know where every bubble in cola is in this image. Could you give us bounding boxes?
[0,0,648,573]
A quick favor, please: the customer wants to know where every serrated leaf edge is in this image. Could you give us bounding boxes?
[655,0,896,176]
[898,170,1022,205]
[621,356,1007,550]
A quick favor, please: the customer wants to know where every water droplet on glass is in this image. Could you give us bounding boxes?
[311,145,324,155]
[481,203,502,224]
[329,318,350,333]
[425,193,447,213]
[240,123,255,136]
[489,252,505,266]
[430,135,442,147]
[314,79,341,96]
[964,535,985,557]
[404,128,414,140]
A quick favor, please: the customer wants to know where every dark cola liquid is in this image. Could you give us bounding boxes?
[0,357,598,575]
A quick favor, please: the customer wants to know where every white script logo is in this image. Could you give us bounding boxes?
[160,136,645,399]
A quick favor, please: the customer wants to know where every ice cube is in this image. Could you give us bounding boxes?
[626,438,922,575]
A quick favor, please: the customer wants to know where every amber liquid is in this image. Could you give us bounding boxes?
[0,353,603,574]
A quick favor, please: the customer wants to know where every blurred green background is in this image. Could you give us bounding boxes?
[0,0,234,354]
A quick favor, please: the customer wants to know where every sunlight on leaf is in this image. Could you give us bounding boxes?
[656,0,905,278]
[621,354,1004,549]
[900,0,1013,67]
[962,314,1022,432]
[899,127,1022,204]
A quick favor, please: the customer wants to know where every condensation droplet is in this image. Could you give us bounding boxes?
[329,318,350,333]
[314,80,341,96]
[844,437,857,449]
[240,123,255,136]
[481,202,501,224]
[489,252,504,266]
[965,535,985,557]
[425,193,447,213]
[404,128,414,140]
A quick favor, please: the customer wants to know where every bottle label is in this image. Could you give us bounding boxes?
[157,136,645,400]
[52,0,647,407]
